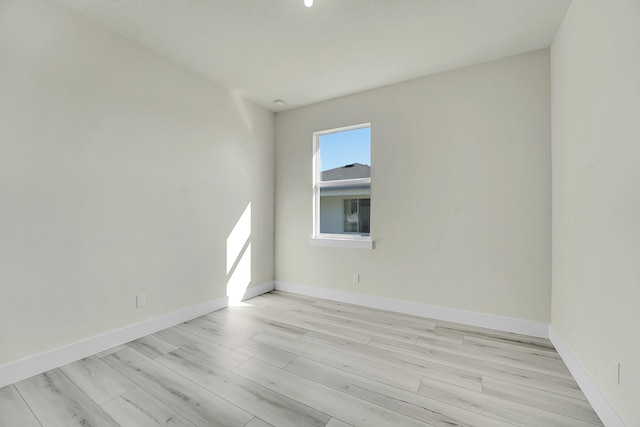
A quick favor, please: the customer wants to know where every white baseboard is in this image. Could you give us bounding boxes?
[549,326,625,427]
[0,282,276,389]
[274,281,549,338]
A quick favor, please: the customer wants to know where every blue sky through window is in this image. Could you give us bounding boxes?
[319,126,370,172]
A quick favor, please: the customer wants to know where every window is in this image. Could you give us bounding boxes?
[312,123,372,249]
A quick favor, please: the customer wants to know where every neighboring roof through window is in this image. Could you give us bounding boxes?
[322,163,370,181]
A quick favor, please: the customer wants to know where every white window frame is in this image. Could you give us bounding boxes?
[311,123,373,249]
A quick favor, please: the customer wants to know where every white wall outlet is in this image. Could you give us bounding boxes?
[352,273,360,284]
[136,293,146,308]
[611,358,620,385]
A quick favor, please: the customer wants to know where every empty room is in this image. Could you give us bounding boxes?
[0,0,638,426]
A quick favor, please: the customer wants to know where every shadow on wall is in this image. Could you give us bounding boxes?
[226,202,252,305]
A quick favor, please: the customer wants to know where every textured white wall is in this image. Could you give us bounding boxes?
[0,0,274,366]
[551,1,640,424]
[275,50,551,322]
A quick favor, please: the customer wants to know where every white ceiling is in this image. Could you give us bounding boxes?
[53,0,572,112]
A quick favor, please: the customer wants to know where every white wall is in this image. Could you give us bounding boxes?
[0,0,274,366]
[275,50,551,322]
[551,1,640,424]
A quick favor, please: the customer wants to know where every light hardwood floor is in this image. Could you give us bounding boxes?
[0,291,603,426]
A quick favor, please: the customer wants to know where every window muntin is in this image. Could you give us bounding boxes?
[313,124,371,243]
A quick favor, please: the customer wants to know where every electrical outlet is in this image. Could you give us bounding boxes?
[352,273,360,284]
[611,358,620,385]
[136,293,146,308]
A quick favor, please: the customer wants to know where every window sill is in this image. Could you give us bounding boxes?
[310,235,374,249]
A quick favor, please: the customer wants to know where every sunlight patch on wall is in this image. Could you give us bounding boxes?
[226,203,252,305]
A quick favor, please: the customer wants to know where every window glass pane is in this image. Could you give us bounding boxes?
[319,127,370,181]
[315,124,371,238]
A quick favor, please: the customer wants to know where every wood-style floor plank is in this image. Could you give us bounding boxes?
[233,358,431,427]
[405,336,586,400]
[325,418,355,427]
[254,331,423,392]
[373,335,573,380]
[153,326,250,371]
[321,306,437,337]
[175,320,250,349]
[246,304,375,344]
[96,344,128,358]
[103,347,253,426]
[310,298,437,330]
[463,334,562,359]
[249,292,326,314]
[435,321,554,349]
[286,308,420,344]
[1,291,603,427]
[368,334,583,396]
[481,376,602,425]
[0,385,41,427]
[419,377,603,427]
[157,348,330,427]
[14,369,119,427]
[209,307,308,338]
[59,355,137,405]
[101,387,196,427]
[414,334,572,377]
[175,320,297,368]
[127,334,179,359]
[300,330,484,392]
[245,417,275,427]
[286,355,516,427]
[195,312,265,339]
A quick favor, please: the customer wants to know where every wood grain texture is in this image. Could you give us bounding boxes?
[96,344,129,358]
[157,348,330,427]
[419,377,601,427]
[300,330,484,391]
[245,418,275,427]
[481,376,602,424]
[254,331,423,392]
[1,291,603,427]
[104,347,253,427]
[101,387,196,427]
[127,334,179,359]
[325,418,355,427]
[153,327,250,370]
[60,355,136,405]
[175,320,297,368]
[0,385,41,427]
[15,369,119,427]
[285,355,515,427]
[233,358,430,427]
